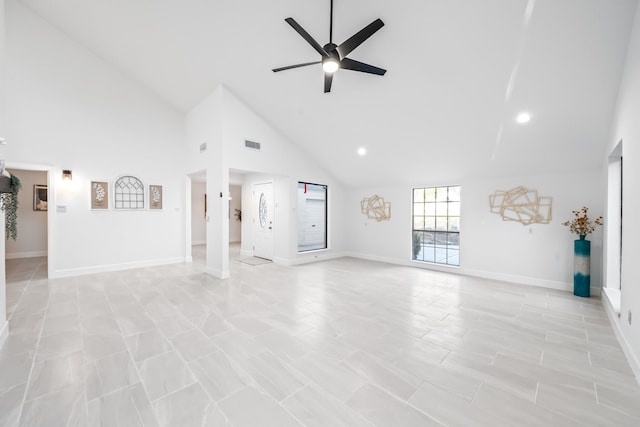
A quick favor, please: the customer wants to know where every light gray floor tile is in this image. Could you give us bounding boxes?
[408,380,506,426]
[0,384,26,427]
[125,329,172,362]
[283,384,374,427]
[87,383,157,426]
[473,383,584,427]
[170,329,218,361]
[538,382,640,426]
[25,351,84,401]
[19,383,86,427]
[0,353,33,394]
[41,314,79,337]
[35,329,82,362]
[153,382,215,427]
[137,351,196,401]
[155,313,197,338]
[291,352,367,402]
[83,332,128,361]
[211,329,265,360]
[343,350,421,401]
[189,351,253,401]
[3,248,640,426]
[347,384,444,426]
[239,351,308,401]
[218,386,302,427]
[86,351,140,400]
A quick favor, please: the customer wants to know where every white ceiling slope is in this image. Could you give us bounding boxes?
[17,0,638,187]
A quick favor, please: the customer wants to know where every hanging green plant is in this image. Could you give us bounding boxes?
[1,174,22,240]
[234,208,242,222]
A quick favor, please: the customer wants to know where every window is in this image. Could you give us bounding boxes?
[298,182,327,252]
[412,185,460,266]
[114,176,144,209]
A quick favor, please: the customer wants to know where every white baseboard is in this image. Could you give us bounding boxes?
[602,291,640,386]
[52,257,185,278]
[345,252,575,291]
[185,256,193,263]
[0,321,8,350]
[204,266,230,279]
[276,251,345,266]
[5,250,47,260]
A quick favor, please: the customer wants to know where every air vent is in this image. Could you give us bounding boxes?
[199,142,207,152]
[245,140,261,150]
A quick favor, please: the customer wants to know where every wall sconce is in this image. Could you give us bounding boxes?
[62,170,73,181]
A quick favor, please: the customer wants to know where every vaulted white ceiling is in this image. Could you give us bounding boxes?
[15,0,638,187]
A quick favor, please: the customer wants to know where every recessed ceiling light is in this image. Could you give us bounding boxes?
[516,112,531,124]
[357,147,367,156]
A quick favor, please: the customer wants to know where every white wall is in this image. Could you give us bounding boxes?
[185,85,347,274]
[605,3,640,380]
[185,87,227,277]
[5,1,187,277]
[5,168,47,258]
[347,170,604,292]
[221,86,347,264]
[191,180,206,245]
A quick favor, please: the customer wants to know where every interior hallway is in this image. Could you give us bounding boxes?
[1,247,639,426]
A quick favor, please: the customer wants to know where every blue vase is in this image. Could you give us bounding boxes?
[574,236,590,297]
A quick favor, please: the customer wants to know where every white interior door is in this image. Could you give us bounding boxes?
[253,182,274,260]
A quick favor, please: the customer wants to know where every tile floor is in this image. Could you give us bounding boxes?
[1,244,640,426]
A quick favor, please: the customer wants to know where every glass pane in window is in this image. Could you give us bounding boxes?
[421,245,435,263]
[413,216,425,230]
[448,201,460,216]
[436,202,448,216]
[449,186,461,202]
[411,186,460,267]
[447,249,460,265]
[425,187,436,202]
[412,231,423,260]
[424,217,436,231]
[434,232,447,246]
[435,246,448,263]
[425,202,436,216]
[424,232,435,245]
[447,232,460,248]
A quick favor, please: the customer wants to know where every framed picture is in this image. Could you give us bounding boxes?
[33,184,48,211]
[91,181,109,210]
[149,185,163,210]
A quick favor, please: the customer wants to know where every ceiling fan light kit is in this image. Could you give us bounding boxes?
[273,0,386,93]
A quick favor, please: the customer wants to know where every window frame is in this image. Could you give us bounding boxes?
[411,185,460,266]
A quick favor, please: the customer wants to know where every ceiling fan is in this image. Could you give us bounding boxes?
[272,0,386,93]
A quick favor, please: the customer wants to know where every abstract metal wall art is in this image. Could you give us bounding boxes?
[489,186,552,225]
[361,195,391,221]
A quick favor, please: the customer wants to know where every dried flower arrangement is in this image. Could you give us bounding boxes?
[562,206,603,237]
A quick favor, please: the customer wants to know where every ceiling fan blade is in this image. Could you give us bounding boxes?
[285,18,329,58]
[340,58,386,75]
[324,72,334,93]
[272,61,322,72]
[336,18,384,59]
